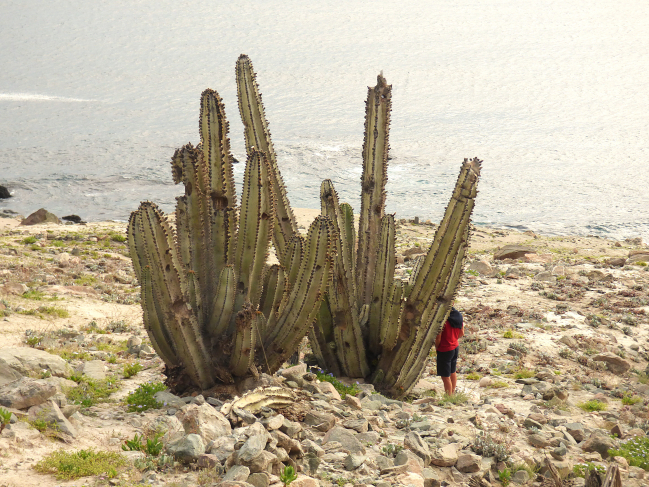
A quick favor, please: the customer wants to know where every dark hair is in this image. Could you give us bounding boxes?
[448,307,463,329]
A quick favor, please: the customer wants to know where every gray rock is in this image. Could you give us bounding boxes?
[0,347,70,378]
[28,400,77,437]
[404,431,432,466]
[512,469,530,484]
[223,465,250,481]
[581,431,616,459]
[551,443,567,460]
[524,417,544,430]
[341,418,368,433]
[233,407,258,424]
[127,336,142,354]
[343,453,366,470]
[0,377,56,409]
[280,364,307,385]
[430,443,458,467]
[375,455,392,471]
[209,435,237,462]
[304,411,335,432]
[528,434,551,448]
[238,434,269,462]
[153,391,184,409]
[196,453,219,469]
[565,423,585,442]
[246,472,270,487]
[21,208,60,225]
[456,452,481,473]
[176,403,232,443]
[468,259,495,277]
[167,433,205,462]
[0,362,22,387]
[494,245,536,260]
[74,360,106,380]
[591,353,631,375]
[322,426,365,454]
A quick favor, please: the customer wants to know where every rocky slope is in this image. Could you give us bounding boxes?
[1,214,648,487]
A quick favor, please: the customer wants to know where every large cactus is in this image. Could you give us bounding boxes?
[128,56,334,391]
[309,74,482,398]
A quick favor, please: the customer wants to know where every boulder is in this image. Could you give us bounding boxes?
[467,259,495,277]
[581,431,616,459]
[304,411,336,432]
[238,434,269,463]
[564,423,585,442]
[21,208,60,225]
[74,360,106,380]
[429,443,458,467]
[0,185,11,199]
[0,362,23,387]
[127,336,142,354]
[404,432,432,466]
[627,252,649,264]
[322,426,365,454]
[223,465,250,481]
[0,377,57,409]
[290,476,320,487]
[154,390,185,409]
[456,452,482,473]
[246,473,270,487]
[343,453,366,470]
[281,364,307,385]
[512,469,530,484]
[591,353,631,375]
[28,400,77,437]
[209,435,237,462]
[0,347,71,378]
[167,433,205,462]
[1,283,28,295]
[494,245,536,260]
[176,403,232,443]
[316,381,341,400]
[341,418,368,433]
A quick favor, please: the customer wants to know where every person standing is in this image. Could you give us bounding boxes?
[434,307,464,395]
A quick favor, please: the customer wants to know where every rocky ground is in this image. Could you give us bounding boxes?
[1,212,649,487]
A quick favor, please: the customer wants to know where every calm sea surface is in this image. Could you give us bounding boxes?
[1,0,648,240]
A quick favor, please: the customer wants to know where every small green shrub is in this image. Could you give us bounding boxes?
[0,407,12,433]
[573,462,606,478]
[110,233,127,243]
[52,240,65,247]
[123,362,143,379]
[381,443,404,457]
[280,465,298,486]
[33,449,127,480]
[513,368,535,380]
[489,380,509,389]
[578,400,607,412]
[74,275,97,286]
[609,435,649,470]
[438,391,469,406]
[466,372,481,381]
[498,467,511,486]
[622,394,642,406]
[66,376,119,408]
[22,236,37,244]
[125,381,166,412]
[509,341,528,355]
[313,369,360,399]
[559,348,573,359]
[503,330,523,339]
[472,432,511,461]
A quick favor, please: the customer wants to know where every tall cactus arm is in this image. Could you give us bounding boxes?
[319,180,368,377]
[282,234,304,292]
[375,158,481,397]
[236,54,297,262]
[379,280,403,353]
[233,151,275,318]
[207,265,236,339]
[262,216,334,372]
[339,203,356,280]
[128,213,179,367]
[356,75,391,308]
[199,89,237,209]
[174,196,200,314]
[258,265,287,324]
[230,304,257,377]
[128,202,216,389]
[308,297,342,377]
[368,214,396,356]
[172,145,213,323]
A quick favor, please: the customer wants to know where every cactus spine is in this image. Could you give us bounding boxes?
[310,74,482,398]
[128,56,334,391]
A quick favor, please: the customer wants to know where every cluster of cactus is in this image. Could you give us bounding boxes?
[309,74,481,398]
[127,55,335,391]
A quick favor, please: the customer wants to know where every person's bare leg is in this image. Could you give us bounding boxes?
[450,372,458,394]
[441,376,452,395]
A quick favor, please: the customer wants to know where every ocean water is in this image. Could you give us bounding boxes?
[1,0,648,240]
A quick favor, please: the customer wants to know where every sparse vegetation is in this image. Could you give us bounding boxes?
[578,400,608,412]
[123,362,143,378]
[66,376,120,408]
[33,449,127,480]
[608,436,649,471]
[125,381,166,412]
[438,391,469,406]
[313,369,360,399]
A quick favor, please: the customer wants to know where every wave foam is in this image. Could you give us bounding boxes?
[0,93,97,102]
